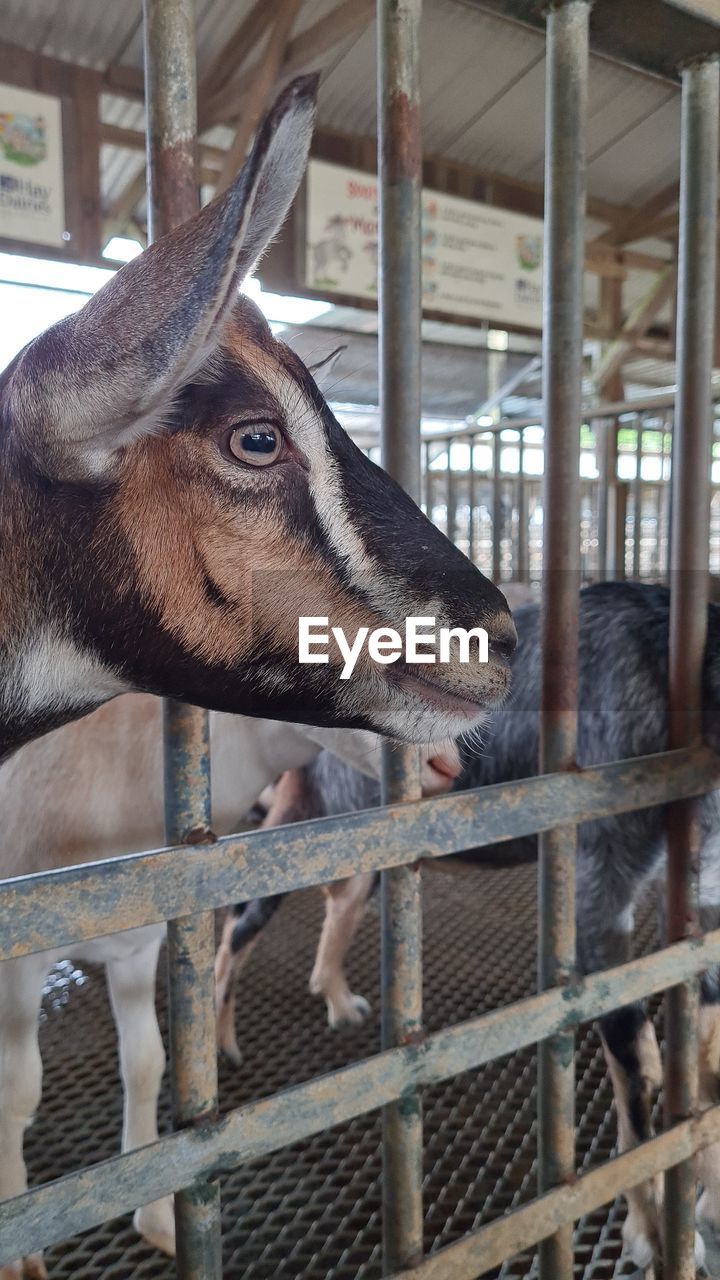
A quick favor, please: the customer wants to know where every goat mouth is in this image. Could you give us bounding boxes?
[389,668,498,721]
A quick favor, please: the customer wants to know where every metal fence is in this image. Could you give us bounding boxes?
[1,3,720,1280]
[418,390,720,587]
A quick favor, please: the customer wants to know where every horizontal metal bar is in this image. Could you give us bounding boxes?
[388,1104,720,1280]
[421,387,720,444]
[1,747,718,961]
[4,925,720,1264]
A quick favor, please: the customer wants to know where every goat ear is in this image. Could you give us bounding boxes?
[13,74,319,478]
[308,345,347,391]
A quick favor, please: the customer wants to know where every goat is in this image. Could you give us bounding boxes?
[0,691,458,1279]
[219,581,720,1275]
[0,74,514,764]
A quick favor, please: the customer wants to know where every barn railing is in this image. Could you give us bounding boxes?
[418,388,720,586]
[1,2,720,1279]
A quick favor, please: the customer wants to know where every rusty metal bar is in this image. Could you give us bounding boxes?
[388,1103,720,1280]
[2,747,719,963]
[664,52,719,1278]
[377,0,424,1269]
[537,3,588,1276]
[8,929,720,1267]
[143,1,222,1275]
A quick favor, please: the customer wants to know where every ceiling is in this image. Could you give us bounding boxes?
[0,0,708,406]
[0,0,691,215]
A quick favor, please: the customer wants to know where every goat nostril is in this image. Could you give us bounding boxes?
[488,616,518,660]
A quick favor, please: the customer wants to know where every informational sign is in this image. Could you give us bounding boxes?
[305,159,543,330]
[0,84,65,248]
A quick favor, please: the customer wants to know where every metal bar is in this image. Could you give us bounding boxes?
[420,385,720,444]
[632,415,644,578]
[491,432,503,580]
[388,1104,720,1280]
[9,932,720,1265]
[613,479,628,580]
[538,4,588,1276]
[664,52,719,1278]
[463,0,720,86]
[143,1,222,1275]
[516,428,528,582]
[467,433,477,562]
[377,0,424,1269]
[445,440,456,542]
[2,747,719,963]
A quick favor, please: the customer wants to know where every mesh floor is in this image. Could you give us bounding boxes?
[23,863,709,1279]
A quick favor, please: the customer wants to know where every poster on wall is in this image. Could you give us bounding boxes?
[0,83,65,248]
[305,159,543,330]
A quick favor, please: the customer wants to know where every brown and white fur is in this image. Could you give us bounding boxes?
[0,74,514,765]
[0,693,457,1278]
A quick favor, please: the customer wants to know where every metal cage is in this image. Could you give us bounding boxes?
[1,2,720,1278]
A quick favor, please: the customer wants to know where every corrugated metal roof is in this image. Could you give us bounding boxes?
[0,0,690,392]
[0,0,687,213]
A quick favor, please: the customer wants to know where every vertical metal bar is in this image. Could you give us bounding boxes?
[143,2,222,1276]
[468,433,477,563]
[377,0,424,1272]
[664,53,719,1280]
[537,5,589,1278]
[517,428,528,583]
[492,430,503,582]
[665,421,674,584]
[446,438,457,543]
[632,415,644,579]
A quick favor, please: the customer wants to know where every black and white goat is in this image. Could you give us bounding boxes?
[0,74,514,763]
[219,581,720,1276]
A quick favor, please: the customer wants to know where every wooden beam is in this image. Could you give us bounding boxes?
[282,0,375,77]
[103,62,144,102]
[585,242,672,278]
[593,180,678,248]
[101,122,226,169]
[592,266,677,392]
[202,0,375,129]
[597,276,625,400]
[215,0,302,195]
[200,0,275,102]
[197,0,282,132]
[105,168,147,235]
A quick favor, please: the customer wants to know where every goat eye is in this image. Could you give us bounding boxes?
[227,424,282,467]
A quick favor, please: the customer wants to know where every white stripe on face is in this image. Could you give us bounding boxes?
[251,354,419,622]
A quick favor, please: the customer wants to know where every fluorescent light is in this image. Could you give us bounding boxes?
[0,252,114,295]
[241,277,333,326]
[102,236,144,263]
[488,328,509,351]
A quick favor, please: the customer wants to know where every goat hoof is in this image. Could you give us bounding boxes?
[622,1220,659,1273]
[328,993,371,1029]
[134,1197,176,1257]
[698,1189,720,1235]
[0,1257,47,1280]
